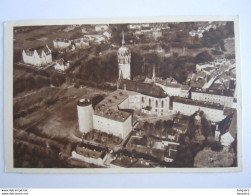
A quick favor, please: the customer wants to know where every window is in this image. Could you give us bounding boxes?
[156,100,158,107]
[149,99,151,106]
[142,96,144,103]
[162,100,164,108]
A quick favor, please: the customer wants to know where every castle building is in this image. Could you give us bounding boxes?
[22,45,52,66]
[77,99,94,133]
[117,31,131,80]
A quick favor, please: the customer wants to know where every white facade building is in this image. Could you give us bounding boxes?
[93,114,132,139]
[53,39,71,50]
[172,97,225,122]
[22,45,52,66]
[191,88,234,107]
[74,38,90,49]
[54,58,70,72]
[71,143,108,167]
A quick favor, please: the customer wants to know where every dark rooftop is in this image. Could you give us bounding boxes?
[191,87,234,97]
[75,142,107,159]
[119,79,167,98]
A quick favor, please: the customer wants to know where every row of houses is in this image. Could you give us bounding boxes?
[22,45,52,66]
[53,30,111,51]
[189,23,217,38]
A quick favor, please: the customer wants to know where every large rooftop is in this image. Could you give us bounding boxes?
[119,79,167,98]
[94,90,137,122]
[191,87,234,97]
[75,142,107,159]
[173,97,224,110]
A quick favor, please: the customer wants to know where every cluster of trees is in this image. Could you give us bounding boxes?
[50,73,66,87]
[110,24,130,45]
[173,135,205,167]
[14,74,50,96]
[194,147,235,168]
[142,119,174,138]
[14,72,66,96]
[75,52,118,83]
[133,50,213,83]
[172,112,228,167]
[201,22,234,48]
[186,112,213,142]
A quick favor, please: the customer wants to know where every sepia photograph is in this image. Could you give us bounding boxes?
[4,16,241,172]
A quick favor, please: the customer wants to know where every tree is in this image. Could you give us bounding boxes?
[210,141,223,152]
[201,117,211,140]
[195,51,214,63]
[131,50,144,78]
[50,73,66,87]
[155,120,162,137]
[194,147,234,167]
[92,95,105,109]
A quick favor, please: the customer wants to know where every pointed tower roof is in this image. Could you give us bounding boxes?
[122,30,125,45]
[118,30,130,56]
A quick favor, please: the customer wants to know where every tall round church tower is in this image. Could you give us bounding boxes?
[117,31,131,80]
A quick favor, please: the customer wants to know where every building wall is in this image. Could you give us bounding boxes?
[140,95,170,116]
[119,63,131,80]
[128,95,142,110]
[220,132,234,146]
[191,91,234,107]
[118,97,129,109]
[172,101,225,122]
[77,104,94,133]
[155,83,189,98]
[93,114,132,139]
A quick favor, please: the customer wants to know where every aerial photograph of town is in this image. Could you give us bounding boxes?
[12,21,238,169]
